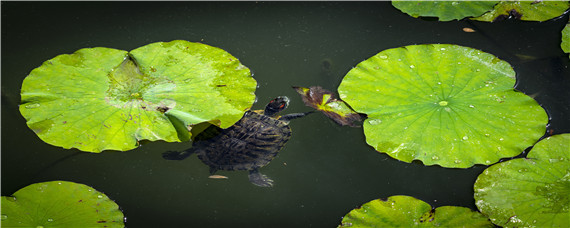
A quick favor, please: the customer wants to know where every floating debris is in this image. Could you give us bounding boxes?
[208,175,229,179]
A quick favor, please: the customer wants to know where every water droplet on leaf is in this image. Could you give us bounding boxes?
[25,104,40,109]
[368,119,382,125]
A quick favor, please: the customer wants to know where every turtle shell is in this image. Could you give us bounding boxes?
[192,110,292,171]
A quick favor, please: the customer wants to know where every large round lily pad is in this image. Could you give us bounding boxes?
[337,44,548,168]
[1,181,125,227]
[20,40,257,152]
[392,1,498,21]
[339,195,493,227]
[471,1,570,22]
[474,134,570,227]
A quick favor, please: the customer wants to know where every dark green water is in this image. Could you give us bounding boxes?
[2,2,569,227]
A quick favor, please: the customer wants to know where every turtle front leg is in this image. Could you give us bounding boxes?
[248,168,274,187]
[279,111,314,122]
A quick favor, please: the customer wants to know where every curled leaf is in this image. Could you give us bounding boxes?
[293,86,363,127]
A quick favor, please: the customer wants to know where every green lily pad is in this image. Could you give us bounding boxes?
[20,40,257,152]
[339,195,493,227]
[1,181,125,227]
[293,86,363,127]
[474,134,570,227]
[471,1,570,22]
[337,44,548,168]
[392,1,498,21]
[562,19,570,58]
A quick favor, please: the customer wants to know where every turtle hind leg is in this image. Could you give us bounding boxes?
[248,168,274,187]
[162,149,194,160]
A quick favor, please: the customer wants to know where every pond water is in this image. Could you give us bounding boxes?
[2,2,569,227]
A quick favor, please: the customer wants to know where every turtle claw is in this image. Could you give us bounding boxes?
[248,169,274,187]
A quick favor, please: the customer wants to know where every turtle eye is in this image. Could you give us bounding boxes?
[279,103,285,109]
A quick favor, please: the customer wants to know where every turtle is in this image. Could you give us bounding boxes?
[162,96,311,187]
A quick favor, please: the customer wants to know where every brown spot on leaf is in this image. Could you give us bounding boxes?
[493,9,523,22]
[156,105,170,113]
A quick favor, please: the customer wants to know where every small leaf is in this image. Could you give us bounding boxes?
[471,1,570,22]
[293,86,363,127]
[339,195,493,227]
[337,44,548,168]
[474,134,570,227]
[392,1,498,21]
[1,181,125,227]
[19,40,257,152]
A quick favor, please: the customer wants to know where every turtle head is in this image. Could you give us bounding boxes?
[264,96,290,117]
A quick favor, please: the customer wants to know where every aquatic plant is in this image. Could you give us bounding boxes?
[338,195,493,227]
[1,181,125,227]
[19,40,257,152]
[472,1,570,22]
[392,1,570,22]
[392,1,498,21]
[337,44,548,168]
[474,134,570,227]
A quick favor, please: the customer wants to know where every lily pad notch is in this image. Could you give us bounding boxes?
[20,40,257,152]
[338,44,548,168]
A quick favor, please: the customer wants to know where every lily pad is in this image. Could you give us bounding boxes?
[474,134,570,227]
[392,1,498,21]
[293,86,363,127]
[339,195,493,227]
[337,44,548,168]
[471,1,570,22]
[562,19,570,58]
[19,40,257,152]
[1,181,125,227]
